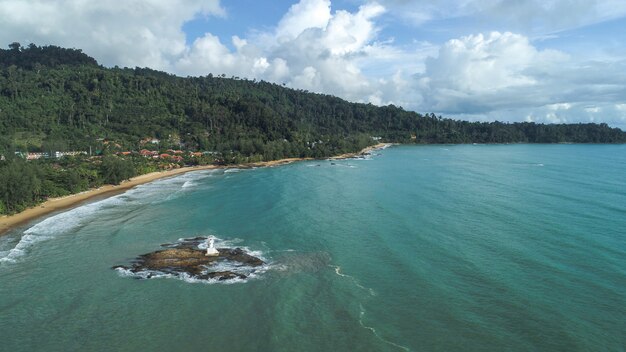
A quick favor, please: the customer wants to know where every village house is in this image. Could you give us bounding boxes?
[26,152,49,160]
[139,149,158,157]
[54,151,88,158]
[140,137,161,145]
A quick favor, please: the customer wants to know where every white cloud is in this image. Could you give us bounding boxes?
[479,0,626,33]
[1,0,625,130]
[584,106,601,114]
[276,0,332,40]
[417,32,568,113]
[176,33,240,76]
[0,0,224,70]
[412,30,626,129]
[175,0,391,103]
[374,0,626,34]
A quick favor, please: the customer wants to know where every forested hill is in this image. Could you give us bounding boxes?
[1,43,625,159]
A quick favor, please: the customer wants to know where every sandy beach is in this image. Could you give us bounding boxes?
[0,143,390,236]
[327,142,391,160]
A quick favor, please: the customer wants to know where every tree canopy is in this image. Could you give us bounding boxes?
[1,42,623,160]
[0,42,624,215]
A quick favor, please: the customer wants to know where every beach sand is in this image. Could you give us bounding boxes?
[0,143,390,236]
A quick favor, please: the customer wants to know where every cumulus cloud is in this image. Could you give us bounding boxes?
[0,0,625,129]
[276,0,332,40]
[0,0,224,70]
[375,0,626,34]
[415,31,626,128]
[175,0,391,103]
[417,32,568,113]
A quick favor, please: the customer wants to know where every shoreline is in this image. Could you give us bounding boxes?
[0,143,391,236]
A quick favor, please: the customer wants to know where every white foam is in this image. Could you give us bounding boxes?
[359,304,411,351]
[345,154,373,161]
[115,267,220,284]
[196,236,245,250]
[116,236,271,284]
[331,265,376,296]
[2,206,101,263]
[124,170,217,205]
[0,233,52,263]
[182,180,196,188]
[1,171,223,265]
[24,196,120,237]
[115,261,269,285]
[1,194,129,264]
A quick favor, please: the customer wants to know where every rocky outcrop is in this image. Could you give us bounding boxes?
[113,237,264,281]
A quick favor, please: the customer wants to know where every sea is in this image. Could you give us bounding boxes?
[1,144,625,352]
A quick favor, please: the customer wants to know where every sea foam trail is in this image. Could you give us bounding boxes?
[331,265,376,296]
[330,265,408,351]
[359,304,411,352]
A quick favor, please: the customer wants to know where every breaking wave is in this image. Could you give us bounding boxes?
[1,170,218,265]
[1,195,126,264]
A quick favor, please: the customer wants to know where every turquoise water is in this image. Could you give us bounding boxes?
[1,145,625,351]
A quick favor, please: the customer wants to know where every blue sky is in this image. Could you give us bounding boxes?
[1,0,625,129]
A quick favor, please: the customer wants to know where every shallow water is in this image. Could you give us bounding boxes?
[1,145,625,351]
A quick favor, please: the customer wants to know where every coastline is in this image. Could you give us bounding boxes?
[0,143,390,236]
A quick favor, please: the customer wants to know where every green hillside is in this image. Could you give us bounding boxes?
[1,43,624,159]
[0,43,624,215]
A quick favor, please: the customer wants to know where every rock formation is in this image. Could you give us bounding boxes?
[113,237,264,281]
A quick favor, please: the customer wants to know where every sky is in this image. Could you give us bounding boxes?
[1,0,626,130]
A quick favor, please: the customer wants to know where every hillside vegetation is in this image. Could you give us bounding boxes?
[2,42,624,158]
[0,43,624,214]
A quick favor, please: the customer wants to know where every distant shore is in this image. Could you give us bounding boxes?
[0,143,390,236]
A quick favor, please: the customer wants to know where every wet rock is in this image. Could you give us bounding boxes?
[220,248,264,267]
[113,239,264,282]
[200,271,248,281]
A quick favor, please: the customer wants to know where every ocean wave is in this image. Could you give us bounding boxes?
[195,237,245,250]
[114,267,250,285]
[1,170,219,265]
[0,195,127,264]
[25,195,125,237]
[181,180,196,188]
[0,233,53,264]
[115,262,270,285]
[123,170,217,205]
